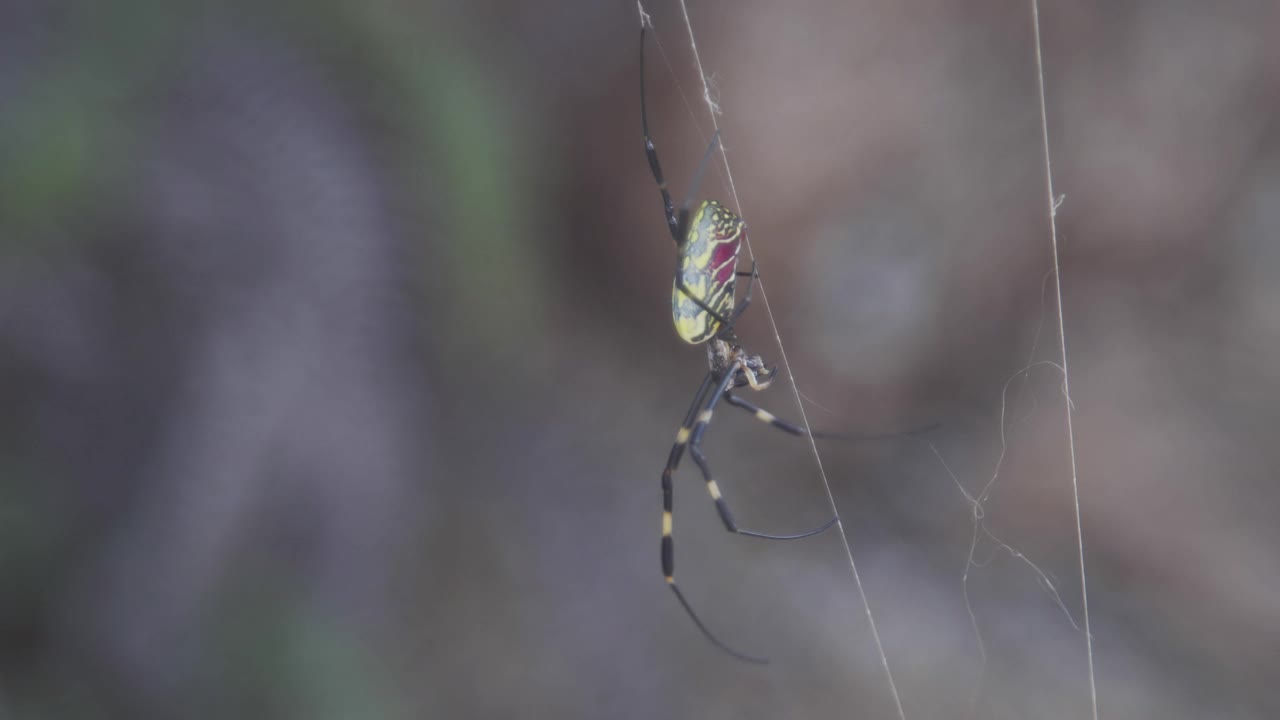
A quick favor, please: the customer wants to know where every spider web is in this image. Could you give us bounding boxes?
[637,2,1097,718]
[1030,1,1099,714]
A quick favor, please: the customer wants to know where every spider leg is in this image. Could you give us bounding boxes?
[724,392,942,443]
[667,583,766,664]
[687,370,837,540]
[641,27,723,249]
[675,128,721,244]
[640,27,678,243]
[723,392,822,437]
[661,370,768,664]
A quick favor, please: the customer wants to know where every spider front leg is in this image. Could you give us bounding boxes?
[643,24,723,249]
[640,26,678,243]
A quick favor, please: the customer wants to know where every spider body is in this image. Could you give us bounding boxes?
[641,25,838,664]
[673,201,745,343]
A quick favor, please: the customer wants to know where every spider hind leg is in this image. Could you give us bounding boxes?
[658,366,838,662]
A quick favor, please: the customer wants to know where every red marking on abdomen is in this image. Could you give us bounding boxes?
[710,232,742,286]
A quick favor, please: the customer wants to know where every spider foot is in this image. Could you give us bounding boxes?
[737,516,837,541]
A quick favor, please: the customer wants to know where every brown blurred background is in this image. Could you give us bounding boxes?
[2,0,1278,717]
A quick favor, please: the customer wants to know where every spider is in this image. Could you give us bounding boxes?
[640,26,841,664]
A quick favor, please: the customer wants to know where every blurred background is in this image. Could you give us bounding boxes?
[2,0,1278,717]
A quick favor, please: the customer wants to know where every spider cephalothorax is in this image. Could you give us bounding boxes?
[708,337,776,390]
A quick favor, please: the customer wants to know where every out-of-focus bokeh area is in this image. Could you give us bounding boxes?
[3,0,1278,717]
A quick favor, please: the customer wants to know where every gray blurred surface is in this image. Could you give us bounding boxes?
[1,0,1277,717]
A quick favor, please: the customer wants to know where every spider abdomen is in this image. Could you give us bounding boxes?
[672,200,745,344]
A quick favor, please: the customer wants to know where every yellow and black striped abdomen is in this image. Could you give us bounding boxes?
[672,201,745,343]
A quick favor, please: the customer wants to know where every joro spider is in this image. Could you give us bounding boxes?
[641,27,844,664]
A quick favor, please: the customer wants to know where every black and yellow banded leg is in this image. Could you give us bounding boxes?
[724,392,942,443]
[641,26,722,249]
[660,369,840,663]
[640,27,678,243]
[662,371,715,587]
[687,371,837,540]
[661,371,767,663]
[723,392,814,438]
